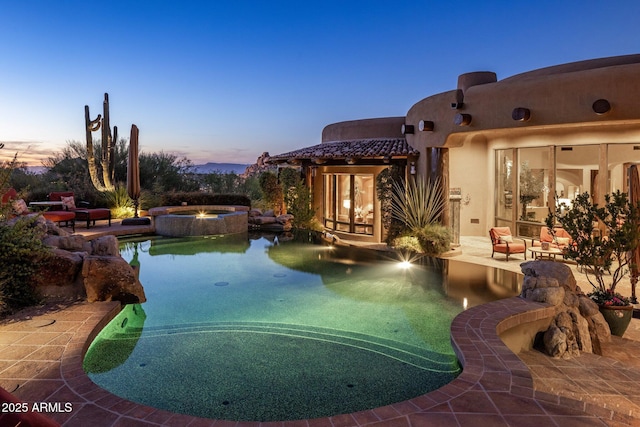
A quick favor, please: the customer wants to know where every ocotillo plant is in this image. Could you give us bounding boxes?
[84,93,117,191]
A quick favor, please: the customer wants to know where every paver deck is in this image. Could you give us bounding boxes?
[2,220,640,426]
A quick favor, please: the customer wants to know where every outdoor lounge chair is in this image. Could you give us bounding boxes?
[532,226,572,249]
[2,188,75,230]
[489,226,527,261]
[48,191,111,228]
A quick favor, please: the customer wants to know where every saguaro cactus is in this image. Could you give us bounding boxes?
[84,93,117,192]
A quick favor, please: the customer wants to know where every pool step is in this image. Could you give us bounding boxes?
[97,320,460,373]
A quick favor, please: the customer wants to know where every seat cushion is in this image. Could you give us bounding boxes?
[493,243,526,253]
[490,227,513,242]
[42,211,75,222]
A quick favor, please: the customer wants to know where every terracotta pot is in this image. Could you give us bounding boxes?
[599,304,634,337]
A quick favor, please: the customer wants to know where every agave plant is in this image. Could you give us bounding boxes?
[391,177,445,232]
[103,184,135,219]
[390,177,450,255]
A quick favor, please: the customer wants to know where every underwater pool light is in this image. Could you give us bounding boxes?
[399,260,412,269]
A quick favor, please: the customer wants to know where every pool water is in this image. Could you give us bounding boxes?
[83,232,521,422]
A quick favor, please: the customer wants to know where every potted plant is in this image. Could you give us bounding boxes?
[546,191,640,336]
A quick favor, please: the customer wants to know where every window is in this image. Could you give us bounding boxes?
[323,173,374,235]
[556,145,599,204]
[518,147,550,223]
[495,149,514,221]
[608,143,640,196]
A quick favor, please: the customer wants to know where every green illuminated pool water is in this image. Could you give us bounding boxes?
[83,232,520,422]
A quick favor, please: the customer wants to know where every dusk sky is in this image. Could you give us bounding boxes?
[1,1,639,166]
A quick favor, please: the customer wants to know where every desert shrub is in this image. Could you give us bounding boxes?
[390,235,423,253]
[278,168,316,229]
[259,171,284,213]
[0,216,51,315]
[416,224,451,255]
[103,184,135,219]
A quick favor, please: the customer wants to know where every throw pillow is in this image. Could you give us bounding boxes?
[12,198,29,215]
[556,237,570,246]
[61,196,76,210]
[499,235,513,243]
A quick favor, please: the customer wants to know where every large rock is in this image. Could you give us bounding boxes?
[543,325,568,358]
[33,248,85,298]
[521,260,610,358]
[82,255,146,304]
[521,261,577,292]
[43,234,92,253]
[91,235,120,256]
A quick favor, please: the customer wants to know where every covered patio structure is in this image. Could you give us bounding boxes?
[268,117,419,243]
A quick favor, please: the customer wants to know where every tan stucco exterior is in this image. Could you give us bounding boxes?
[275,54,640,242]
[322,117,405,142]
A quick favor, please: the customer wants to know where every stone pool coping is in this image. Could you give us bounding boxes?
[4,293,629,426]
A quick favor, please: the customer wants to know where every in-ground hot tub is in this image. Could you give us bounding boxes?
[149,205,249,237]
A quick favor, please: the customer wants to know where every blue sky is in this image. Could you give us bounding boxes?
[1,1,639,166]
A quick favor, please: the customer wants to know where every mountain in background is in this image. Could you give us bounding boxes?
[192,162,250,174]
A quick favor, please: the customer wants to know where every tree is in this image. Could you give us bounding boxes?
[202,171,241,194]
[547,191,640,297]
[278,168,316,228]
[139,152,199,193]
[259,171,284,214]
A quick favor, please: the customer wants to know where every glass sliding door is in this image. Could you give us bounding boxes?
[495,149,515,228]
[517,147,551,238]
[608,143,640,195]
[336,175,352,232]
[323,174,336,230]
[323,173,374,235]
[555,145,599,205]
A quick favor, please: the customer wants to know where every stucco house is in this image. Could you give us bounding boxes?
[268,54,640,244]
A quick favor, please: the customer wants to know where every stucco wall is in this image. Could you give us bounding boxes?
[322,117,405,142]
[449,139,489,236]
[405,59,640,150]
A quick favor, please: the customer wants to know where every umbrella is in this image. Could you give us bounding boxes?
[122,124,150,225]
[629,164,640,303]
[127,124,140,217]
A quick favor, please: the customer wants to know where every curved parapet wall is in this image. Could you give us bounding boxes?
[149,205,249,237]
[321,117,405,142]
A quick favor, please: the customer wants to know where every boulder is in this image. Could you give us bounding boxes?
[33,248,85,298]
[521,260,577,292]
[543,325,568,358]
[578,294,600,317]
[521,260,610,358]
[91,235,120,256]
[252,216,277,225]
[530,286,565,306]
[82,255,147,304]
[276,214,294,224]
[43,234,92,253]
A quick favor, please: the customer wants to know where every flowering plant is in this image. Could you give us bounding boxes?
[588,289,631,307]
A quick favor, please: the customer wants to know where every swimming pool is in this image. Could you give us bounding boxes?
[83,232,521,422]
